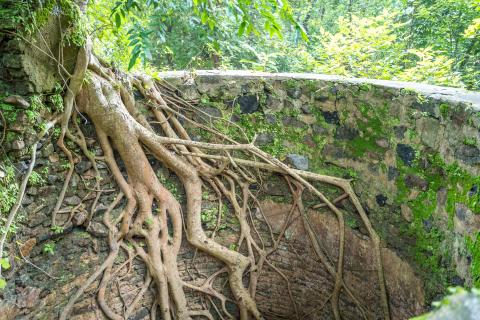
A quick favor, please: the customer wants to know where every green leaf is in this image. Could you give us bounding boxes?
[238,21,247,36]
[0,258,10,270]
[128,50,141,70]
[0,277,6,289]
[114,12,121,28]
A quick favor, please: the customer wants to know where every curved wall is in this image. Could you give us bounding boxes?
[160,70,480,301]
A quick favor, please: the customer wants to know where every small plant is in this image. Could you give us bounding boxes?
[51,225,64,234]
[43,242,55,255]
[463,137,477,146]
[28,171,46,186]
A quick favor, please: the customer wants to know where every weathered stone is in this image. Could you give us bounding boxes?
[254,133,274,146]
[300,104,311,114]
[285,154,308,170]
[404,174,429,191]
[401,204,413,222]
[423,290,480,320]
[282,116,307,129]
[376,138,389,148]
[72,211,87,226]
[265,113,276,124]
[194,106,222,123]
[419,117,441,148]
[393,126,407,139]
[65,195,81,206]
[321,111,340,125]
[27,187,38,196]
[312,124,329,135]
[16,286,41,309]
[238,95,259,114]
[376,194,388,207]
[287,87,301,99]
[335,126,359,140]
[11,139,25,150]
[41,143,54,157]
[75,160,92,174]
[469,185,478,197]
[4,95,30,108]
[455,145,480,165]
[87,221,108,237]
[266,95,284,112]
[299,114,316,125]
[396,144,416,166]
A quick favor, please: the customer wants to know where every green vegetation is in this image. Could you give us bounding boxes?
[82,0,480,90]
[394,152,480,299]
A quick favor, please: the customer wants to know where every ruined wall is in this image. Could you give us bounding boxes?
[161,70,480,301]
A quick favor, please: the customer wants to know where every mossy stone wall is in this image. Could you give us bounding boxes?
[160,70,480,301]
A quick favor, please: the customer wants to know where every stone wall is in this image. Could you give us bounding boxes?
[161,70,480,301]
[1,69,479,319]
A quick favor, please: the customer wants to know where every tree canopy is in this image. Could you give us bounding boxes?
[84,0,480,90]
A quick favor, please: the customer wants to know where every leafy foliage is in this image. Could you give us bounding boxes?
[86,0,479,89]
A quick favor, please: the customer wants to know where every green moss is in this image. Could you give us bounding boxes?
[466,234,480,287]
[340,102,392,157]
[394,152,480,300]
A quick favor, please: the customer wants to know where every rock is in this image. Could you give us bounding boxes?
[72,212,87,226]
[287,87,302,99]
[396,144,416,166]
[19,238,37,257]
[282,116,308,129]
[266,95,284,112]
[312,124,329,135]
[423,289,480,320]
[47,175,58,184]
[11,140,25,150]
[64,195,81,206]
[75,160,92,174]
[376,138,389,148]
[455,145,480,165]
[393,126,407,139]
[335,126,359,140]
[321,111,340,125]
[387,166,399,181]
[4,95,30,108]
[423,218,433,231]
[404,174,429,191]
[41,143,54,157]
[238,95,259,114]
[87,221,108,237]
[27,187,38,196]
[194,106,222,123]
[301,104,311,114]
[299,114,316,125]
[286,154,309,170]
[254,133,274,146]
[16,286,41,309]
[469,185,479,197]
[376,194,388,207]
[265,113,276,124]
[419,117,441,148]
[9,122,25,133]
[401,204,413,222]
[15,161,29,174]
[437,187,448,207]
[22,196,33,205]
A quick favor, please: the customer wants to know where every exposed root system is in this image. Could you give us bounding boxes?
[52,46,391,320]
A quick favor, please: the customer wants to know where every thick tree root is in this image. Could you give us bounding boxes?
[52,46,391,320]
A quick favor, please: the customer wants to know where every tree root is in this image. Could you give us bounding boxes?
[49,44,392,320]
